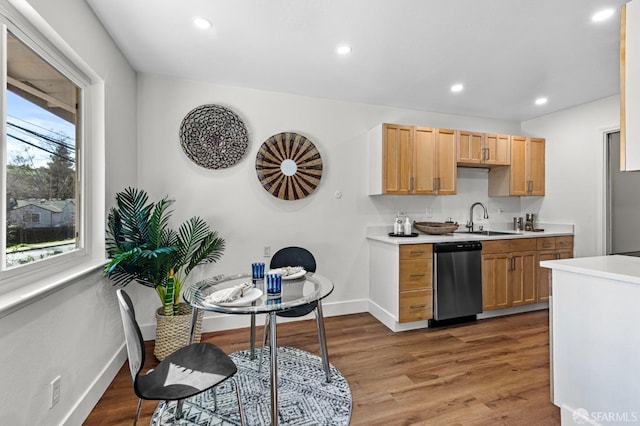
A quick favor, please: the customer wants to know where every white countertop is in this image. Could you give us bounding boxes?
[366,222,574,245]
[540,254,640,285]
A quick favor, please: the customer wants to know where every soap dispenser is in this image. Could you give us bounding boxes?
[403,216,412,235]
[394,212,401,235]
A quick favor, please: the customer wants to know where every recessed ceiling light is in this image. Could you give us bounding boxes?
[336,45,352,55]
[592,8,614,22]
[193,17,212,29]
[451,84,464,93]
[535,97,548,105]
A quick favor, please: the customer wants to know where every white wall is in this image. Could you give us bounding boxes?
[134,74,523,328]
[522,95,620,258]
[0,0,137,424]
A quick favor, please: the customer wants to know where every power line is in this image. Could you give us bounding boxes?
[7,132,74,163]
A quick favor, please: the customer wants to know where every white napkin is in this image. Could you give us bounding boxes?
[269,266,304,276]
[205,282,253,304]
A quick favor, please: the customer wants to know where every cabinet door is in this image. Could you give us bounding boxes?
[482,253,510,310]
[457,130,484,164]
[485,134,510,165]
[383,124,413,194]
[509,136,528,195]
[511,251,537,306]
[435,128,457,194]
[527,137,545,195]
[413,127,436,194]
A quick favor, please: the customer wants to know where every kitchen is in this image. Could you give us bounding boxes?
[1,0,638,424]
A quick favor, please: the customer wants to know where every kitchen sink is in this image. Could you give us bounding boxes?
[459,230,518,236]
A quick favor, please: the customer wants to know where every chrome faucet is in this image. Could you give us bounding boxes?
[467,202,489,232]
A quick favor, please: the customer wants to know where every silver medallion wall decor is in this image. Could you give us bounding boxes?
[255,132,323,200]
[179,104,249,169]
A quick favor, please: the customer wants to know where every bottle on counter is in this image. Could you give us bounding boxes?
[394,212,402,235]
[403,216,412,235]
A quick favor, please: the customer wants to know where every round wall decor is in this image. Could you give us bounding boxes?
[255,132,323,200]
[179,104,249,169]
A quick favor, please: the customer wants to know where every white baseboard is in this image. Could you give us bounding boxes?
[63,343,127,426]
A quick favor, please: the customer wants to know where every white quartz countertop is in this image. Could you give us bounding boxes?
[366,223,574,245]
[540,255,640,285]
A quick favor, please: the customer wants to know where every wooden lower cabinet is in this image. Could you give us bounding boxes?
[482,253,510,310]
[510,251,537,306]
[536,236,574,302]
[482,239,537,311]
[399,244,433,322]
[482,236,574,310]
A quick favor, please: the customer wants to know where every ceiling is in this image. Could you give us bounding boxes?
[86,0,628,122]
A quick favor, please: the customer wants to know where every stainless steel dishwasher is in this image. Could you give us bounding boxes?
[430,241,483,326]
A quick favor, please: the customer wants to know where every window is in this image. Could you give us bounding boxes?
[0,0,108,300]
[3,30,80,269]
[21,213,40,224]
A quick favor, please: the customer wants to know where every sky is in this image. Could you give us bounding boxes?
[6,91,76,168]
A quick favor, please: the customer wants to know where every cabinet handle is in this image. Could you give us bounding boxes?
[410,304,427,309]
[410,251,424,255]
[410,273,426,278]
[510,257,515,271]
[543,243,553,248]
[433,177,437,190]
[410,177,414,192]
[437,177,441,191]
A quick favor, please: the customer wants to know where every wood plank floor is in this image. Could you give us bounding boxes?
[85,310,559,425]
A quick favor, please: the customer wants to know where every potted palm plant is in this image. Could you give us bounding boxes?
[105,187,225,359]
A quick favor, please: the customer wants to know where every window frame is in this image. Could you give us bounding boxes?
[0,0,105,314]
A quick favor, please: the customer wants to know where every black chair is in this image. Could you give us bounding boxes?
[259,246,331,382]
[116,289,244,425]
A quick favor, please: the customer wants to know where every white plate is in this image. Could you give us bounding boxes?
[282,269,306,280]
[207,288,263,306]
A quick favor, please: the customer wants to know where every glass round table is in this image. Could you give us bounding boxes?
[183,272,334,426]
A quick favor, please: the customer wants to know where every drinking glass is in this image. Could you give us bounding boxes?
[266,273,282,296]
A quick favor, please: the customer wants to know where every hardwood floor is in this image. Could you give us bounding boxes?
[85,310,559,425]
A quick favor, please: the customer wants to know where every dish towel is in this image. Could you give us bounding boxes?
[205,282,253,304]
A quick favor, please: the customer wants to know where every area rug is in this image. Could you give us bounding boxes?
[150,346,352,426]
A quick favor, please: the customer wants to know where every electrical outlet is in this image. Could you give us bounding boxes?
[50,376,60,408]
[263,245,271,257]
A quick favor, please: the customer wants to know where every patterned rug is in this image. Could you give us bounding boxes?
[150,346,352,426]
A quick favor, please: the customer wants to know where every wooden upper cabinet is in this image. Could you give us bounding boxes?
[488,136,545,196]
[369,122,542,197]
[621,2,640,171]
[457,130,485,164]
[434,128,457,194]
[370,123,456,195]
[382,124,413,194]
[413,127,436,193]
[457,131,510,166]
[484,134,510,165]
[527,137,545,195]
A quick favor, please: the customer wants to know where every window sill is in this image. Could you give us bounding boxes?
[0,258,106,319]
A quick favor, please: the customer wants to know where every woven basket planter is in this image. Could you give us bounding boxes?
[154,302,203,361]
